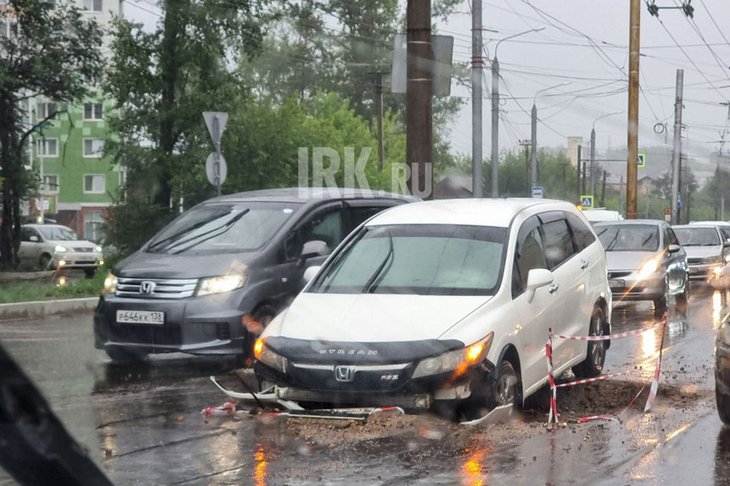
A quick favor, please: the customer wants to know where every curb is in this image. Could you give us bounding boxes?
[0,297,98,321]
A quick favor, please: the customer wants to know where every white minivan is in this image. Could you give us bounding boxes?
[254,199,611,418]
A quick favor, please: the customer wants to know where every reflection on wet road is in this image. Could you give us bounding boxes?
[0,284,727,484]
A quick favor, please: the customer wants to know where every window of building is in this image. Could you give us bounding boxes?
[36,101,57,120]
[84,210,105,241]
[0,21,18,39]
[83,102,103,120]
[83,0,102,11]
[37,138,59,157]
[83,138,104,158]
[42,174,59,193]
[83,174,105,193]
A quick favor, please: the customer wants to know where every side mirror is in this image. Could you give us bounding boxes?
[668,244,681,254]
[303,265,322,283]
[29,235,39,242]
[300,240,329,260]
[525,268,554,303]
[724,239,730,248]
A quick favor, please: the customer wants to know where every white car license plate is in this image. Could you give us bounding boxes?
[116,310,164,325]
[609,279,625,288]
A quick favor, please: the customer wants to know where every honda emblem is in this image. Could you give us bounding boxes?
[139,281,156,295]
[334,365,355,382]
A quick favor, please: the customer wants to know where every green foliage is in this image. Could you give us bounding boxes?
[0,0,103,268]
[0,266,110,304]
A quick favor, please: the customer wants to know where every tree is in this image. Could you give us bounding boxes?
[0,0,103,267]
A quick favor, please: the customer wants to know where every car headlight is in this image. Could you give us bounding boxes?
[637,259,660,279]
[412,333,494,379]
[254,338,287,372]
[103,273,117,294]
[95,245,103,253]
[196,274,246,296]
[54,245,69,253]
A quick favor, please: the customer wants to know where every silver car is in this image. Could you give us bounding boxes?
[594,220,688,316]
[18,224,103,276]
[673,225,730,281]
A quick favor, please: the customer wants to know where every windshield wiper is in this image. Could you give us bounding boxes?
[604,230,621,251]
[166,209,250,254]
[362,230,394,294]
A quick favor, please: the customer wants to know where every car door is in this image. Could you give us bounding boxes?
[18,227,42,266]
[537,211,584,369]
[510,215,557,393]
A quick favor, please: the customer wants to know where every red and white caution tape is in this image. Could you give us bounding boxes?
[551,318,666,341]
[201,401,237,418]
[553,370,636,388]
[576,415,618,424]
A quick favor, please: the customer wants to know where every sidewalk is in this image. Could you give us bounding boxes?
[0,297,98,321]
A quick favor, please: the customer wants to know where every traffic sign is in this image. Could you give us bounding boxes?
[664,207,671,222]
[206,153,227,188]
[531,185,544,199]
[580,195,594,209]
[638,153,646,168]
[203,112,228,151]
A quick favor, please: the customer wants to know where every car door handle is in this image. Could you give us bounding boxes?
[580,259,589,270]
[548,283,559,294]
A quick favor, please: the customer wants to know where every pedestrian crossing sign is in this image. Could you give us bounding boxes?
[580,195,593,209]
[638,153,646,168]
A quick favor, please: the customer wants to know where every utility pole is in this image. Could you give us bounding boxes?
[576,145,582,201]
[375,72,385,171]
[627,0,641,219]
[472,0,483,197]
[530,104,538,188]
[406,0,433,198]
[601,170,607,207]
[670,69,683,225]
[519,139,530,194]
[490,56,499,198]
[590,128,596,196]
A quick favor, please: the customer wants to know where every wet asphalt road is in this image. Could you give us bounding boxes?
[0,286,729,485]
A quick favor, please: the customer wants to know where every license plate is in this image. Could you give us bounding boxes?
[116,310,164,325]
[609,279,625,288]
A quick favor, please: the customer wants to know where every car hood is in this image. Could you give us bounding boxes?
[50,239,98,250]
[277,292,489,343]
[683,245,722,259]
[605,250,660,272]
[115,251,253,279]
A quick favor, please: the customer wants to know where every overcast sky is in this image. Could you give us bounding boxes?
[438,0,730,180]
[123,0,730,180]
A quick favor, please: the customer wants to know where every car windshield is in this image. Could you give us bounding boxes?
[146,203,297,254]
[595,224,659,251]
[674,228,721,246]
[37,226,79,241]
[310,224,507,296]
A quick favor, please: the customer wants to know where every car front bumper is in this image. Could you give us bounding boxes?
[53,251,103,269]
[688,263,719,280]
[608,273,665,302]
[93,294,249,356]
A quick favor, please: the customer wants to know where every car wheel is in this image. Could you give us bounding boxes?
[253,304,277,328]
[676,280,689,315]
[573,306,606,379]
[105,347,148,363]
[654,278,669,318]
[717,387,730,425]
[461,359,520,420]
[39,254,52,270]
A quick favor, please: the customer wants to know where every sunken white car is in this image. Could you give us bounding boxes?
[254,199,612,417]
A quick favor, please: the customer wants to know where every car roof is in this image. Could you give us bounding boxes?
[23,224,70,229]
[364,198,576,228]
[689,221,730,226]
[673,224,719,230]
[203,187,415,204]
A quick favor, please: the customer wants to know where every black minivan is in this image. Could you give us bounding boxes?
[94,188,413,362]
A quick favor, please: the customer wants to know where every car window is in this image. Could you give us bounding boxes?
[20,227,40,242]
[512,217,548,298]
[283,207,343,261]
[539,217,577,270]
[37,226,78,241]
[667,228,680,246]
[595,224,660,251]
[311,224,507,296]
[673,227,721,247]
[347,205,391,232]
[720,227,730,241]
[565,212,596,251]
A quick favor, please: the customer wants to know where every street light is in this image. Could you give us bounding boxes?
[590,111,623,195]
[490,28,545,198]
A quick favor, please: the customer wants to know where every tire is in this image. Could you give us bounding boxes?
[675,281,689,315]
[253,304,277,327]
[461,360,520,420]
[39,254,52,270]
[654,277,669,318]
[573,306,607,379]
[717,387,730,425]
[105,347,148,363]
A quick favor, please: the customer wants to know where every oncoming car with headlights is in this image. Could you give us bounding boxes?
[253,199,612,418]
[93,188,412,362]
[672,224,730,282]
[594,220,688,316]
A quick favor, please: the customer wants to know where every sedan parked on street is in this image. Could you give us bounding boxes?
[254,199,611,419]
[18,224,103,276]
[94,188,413,362]
[594,220,688,316]
[673,225,730,281]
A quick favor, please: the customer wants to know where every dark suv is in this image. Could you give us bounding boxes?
[94,188,413,362]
